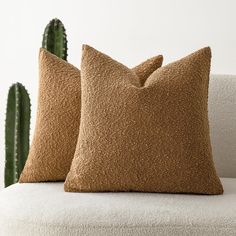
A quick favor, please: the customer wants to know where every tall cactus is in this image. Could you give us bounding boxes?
[42,18,68,60]
[5,83,31,187]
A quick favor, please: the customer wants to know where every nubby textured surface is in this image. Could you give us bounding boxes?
[0,74,235,236]
[208,75,236,178]
[0,178,235,236]
[19,49,81,182]
[65,45,223,194]
[19,48,163,183]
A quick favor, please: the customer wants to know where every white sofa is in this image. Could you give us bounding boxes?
[0,75,235,236]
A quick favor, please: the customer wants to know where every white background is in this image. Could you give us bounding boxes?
[0,0,236,189]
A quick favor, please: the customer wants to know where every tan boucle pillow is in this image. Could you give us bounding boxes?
[19,48,163,182]
[64,45,223,194]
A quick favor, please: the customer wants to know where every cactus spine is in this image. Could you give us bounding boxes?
[5,83,31,187]
[42,18,68,60]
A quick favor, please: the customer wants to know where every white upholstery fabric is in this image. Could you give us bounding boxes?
[0,74,235,235]
[209,75,236,177]
[0,178,235,236]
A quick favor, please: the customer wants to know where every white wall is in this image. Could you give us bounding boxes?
[0,0,236,188]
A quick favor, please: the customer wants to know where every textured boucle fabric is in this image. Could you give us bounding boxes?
[132,55,163,86]
[0,178,235,236]
[19,48,163,183]
[19,49,82,182]
[65,45,223,194]
[208,75,236,178]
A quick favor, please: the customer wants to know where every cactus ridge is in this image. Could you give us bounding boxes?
[42,18,68,60]
[5,83,31,187]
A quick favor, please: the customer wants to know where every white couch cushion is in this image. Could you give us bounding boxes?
[0,178,235,236]
[209,75,236,178]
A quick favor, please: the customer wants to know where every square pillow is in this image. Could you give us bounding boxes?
[64,45,223,194]
[19,48,163,182]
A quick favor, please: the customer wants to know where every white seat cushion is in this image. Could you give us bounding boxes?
[0,178,235,236]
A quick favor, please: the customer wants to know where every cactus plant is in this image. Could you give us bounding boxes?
[5,83,31,187]
[42,18,68,60]
[4,18,67,187]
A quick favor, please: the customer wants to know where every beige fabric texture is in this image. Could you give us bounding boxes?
[65,45,223,195]
[19,48,163,183]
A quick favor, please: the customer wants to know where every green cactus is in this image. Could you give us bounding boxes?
[42,18,68,60]
[5,83,31,187]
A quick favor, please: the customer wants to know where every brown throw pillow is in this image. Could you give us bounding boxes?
[19,48,163,183]
[64,45,223,194]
